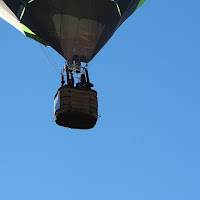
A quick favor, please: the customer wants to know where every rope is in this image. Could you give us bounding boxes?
[38,42,63,75]
[46,47,61,70]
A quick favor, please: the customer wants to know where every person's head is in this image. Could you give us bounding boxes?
[68,79,74,86]
[81,74,86,82]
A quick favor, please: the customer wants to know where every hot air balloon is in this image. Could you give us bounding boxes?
[0,0,146,129]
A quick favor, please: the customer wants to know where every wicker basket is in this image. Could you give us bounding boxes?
[54,86,98,129]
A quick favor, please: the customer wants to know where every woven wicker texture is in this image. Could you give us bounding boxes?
[55,86,98,129]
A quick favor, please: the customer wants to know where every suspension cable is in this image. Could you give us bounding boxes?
[38,42,62,75]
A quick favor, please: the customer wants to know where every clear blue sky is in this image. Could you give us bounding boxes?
[0,0,200,199]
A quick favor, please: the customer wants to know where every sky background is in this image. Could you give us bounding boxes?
[0,0,200,199]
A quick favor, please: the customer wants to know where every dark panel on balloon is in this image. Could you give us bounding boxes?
[117,0,138,15]
[2,0,22,14]
[118,0,140,27]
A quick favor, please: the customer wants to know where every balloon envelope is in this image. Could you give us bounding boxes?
[1,0,146,62]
